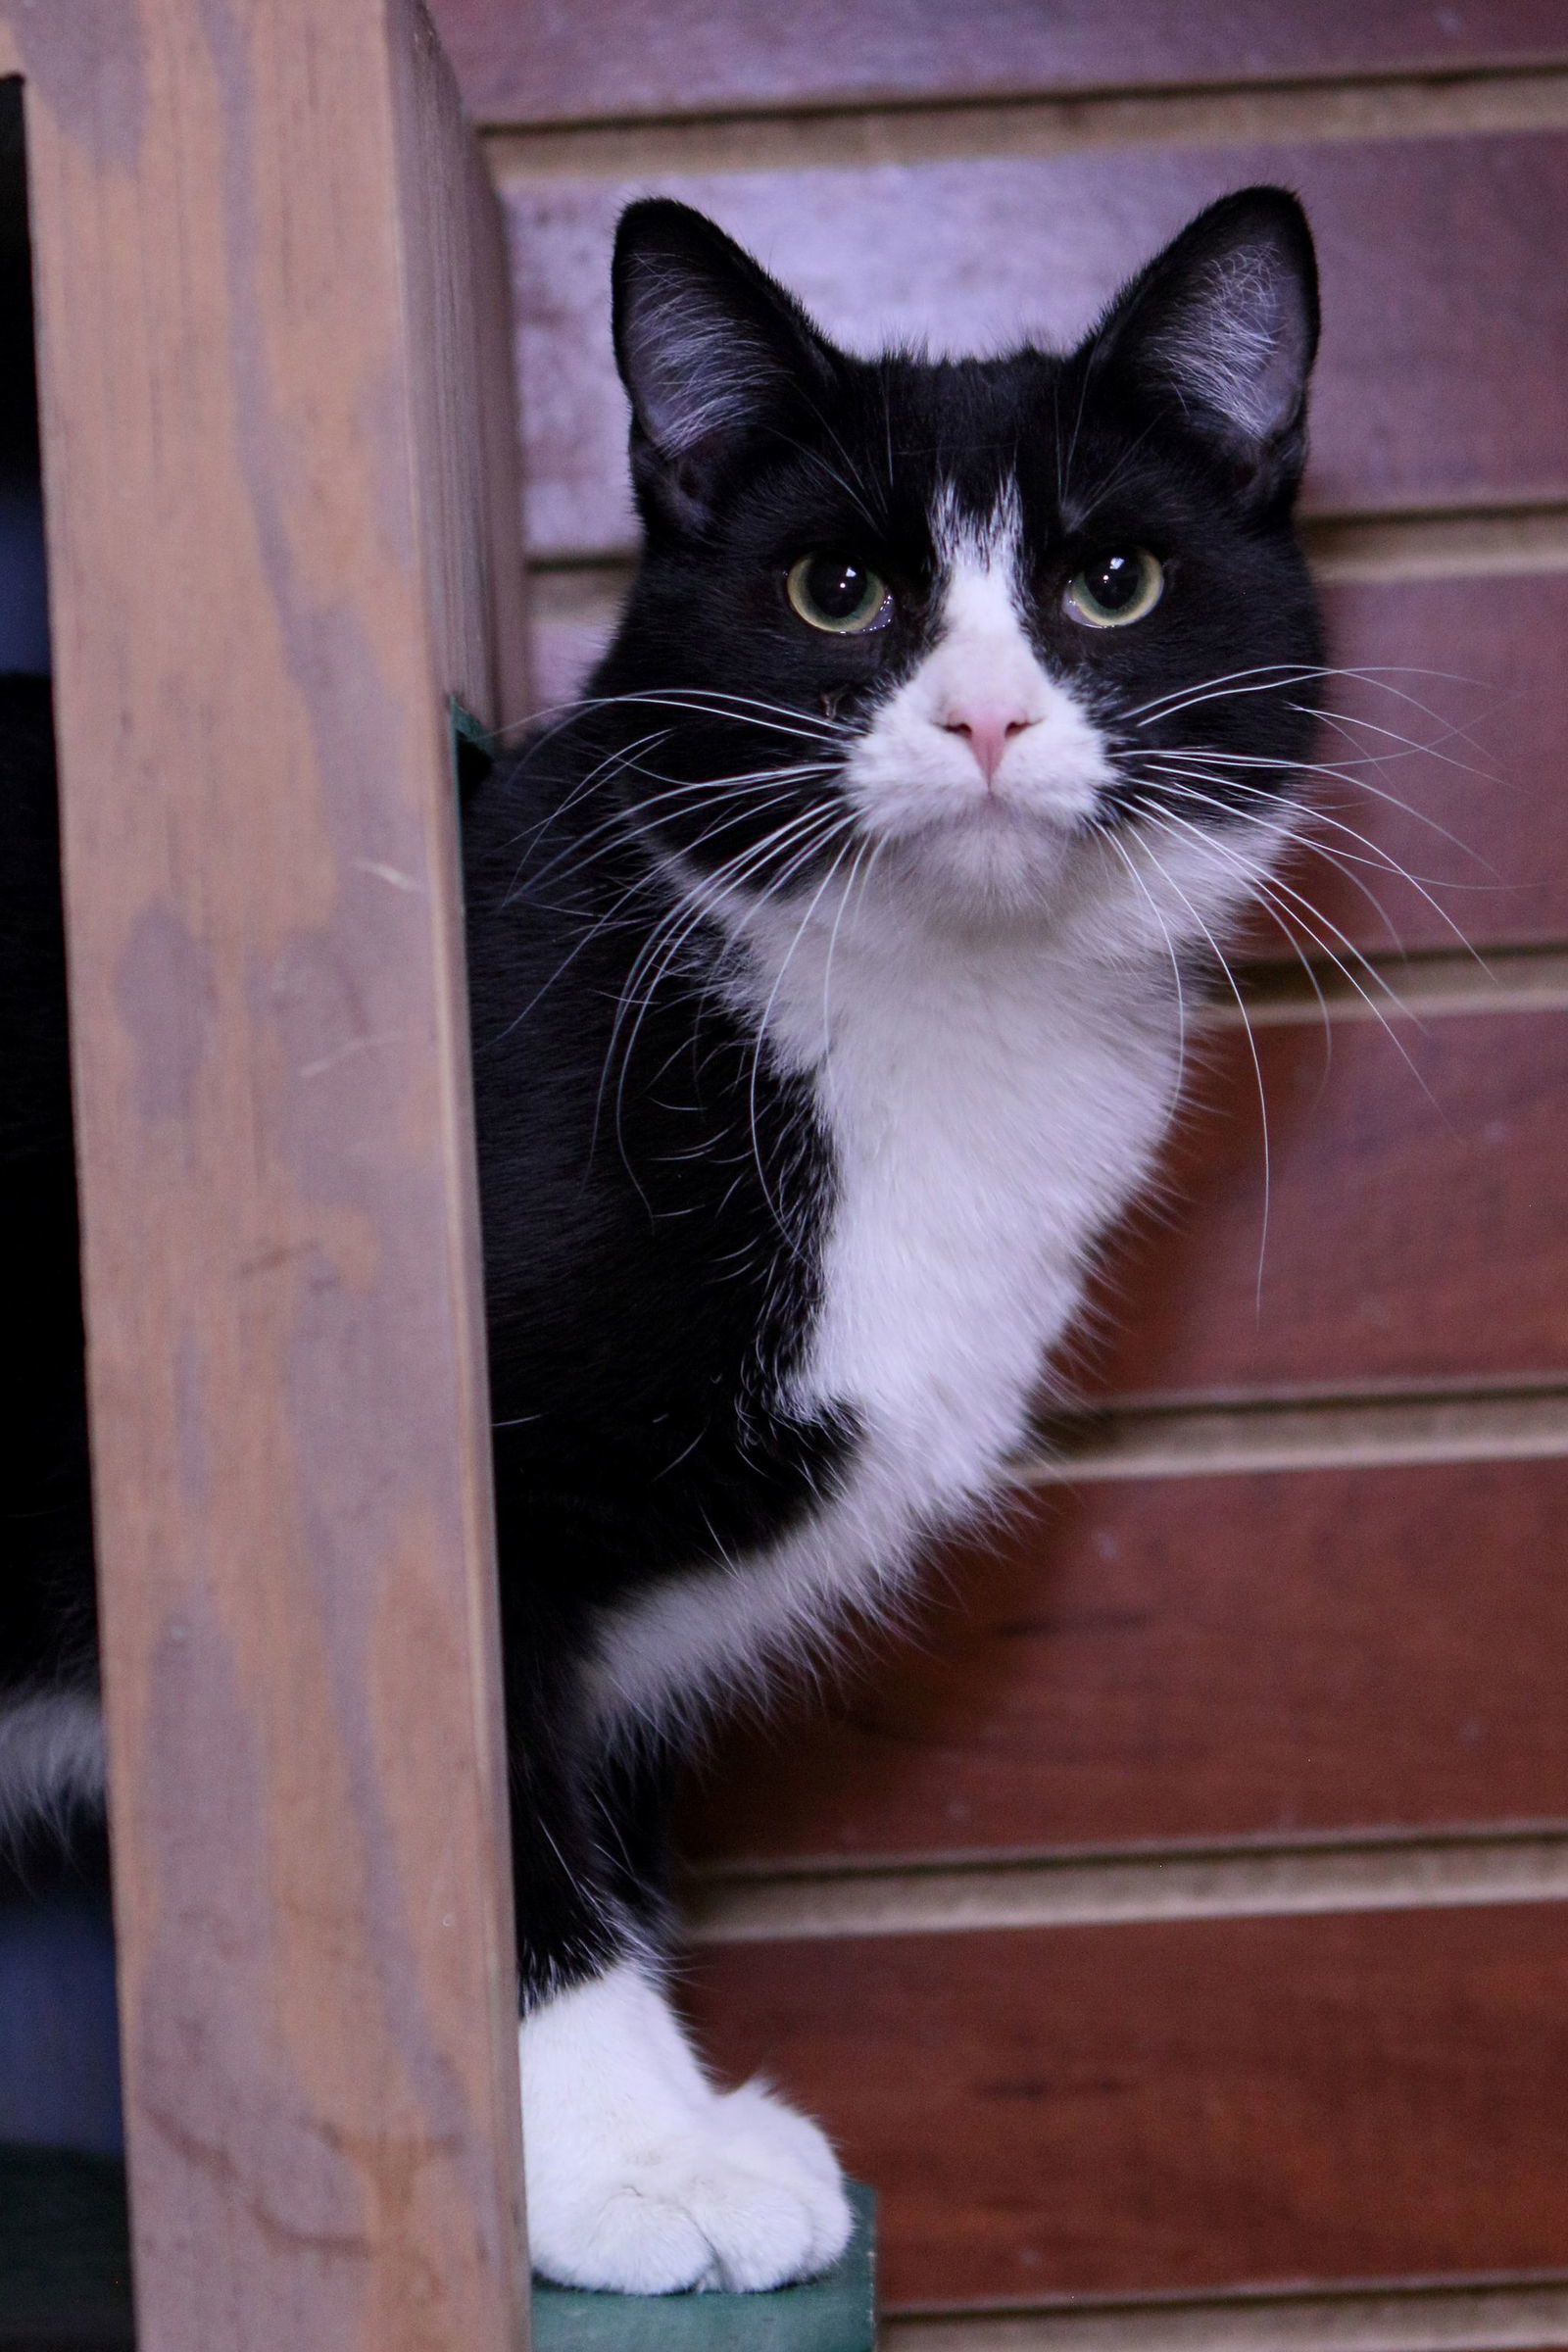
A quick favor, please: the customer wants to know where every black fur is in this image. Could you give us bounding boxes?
[2,190,1323,2003]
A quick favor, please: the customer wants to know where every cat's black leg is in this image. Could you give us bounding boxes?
[496,1597,650,2019]
[587,1732,682,1956]
[497,1508,851,2294]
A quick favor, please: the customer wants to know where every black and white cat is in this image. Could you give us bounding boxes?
[1,186,1322,2292]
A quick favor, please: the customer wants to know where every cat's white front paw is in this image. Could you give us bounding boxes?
[529,2099,850,2292]
[716,2076,846,2194]
[520,1961,852,2293]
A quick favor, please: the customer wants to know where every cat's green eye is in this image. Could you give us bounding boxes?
[1064,548,1164,629]
[786,552,893,635]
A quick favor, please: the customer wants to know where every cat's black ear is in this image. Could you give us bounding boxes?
[1088,188,1319,504]
[612,200,833,530]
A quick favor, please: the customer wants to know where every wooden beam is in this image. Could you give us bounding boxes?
[480,62,1568,180]
[7,1,528,2344]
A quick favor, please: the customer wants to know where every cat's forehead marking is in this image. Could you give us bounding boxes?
[928,477,1028,647]
[929,477,1023,573]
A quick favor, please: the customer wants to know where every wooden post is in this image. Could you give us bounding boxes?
[2,2,529,2346]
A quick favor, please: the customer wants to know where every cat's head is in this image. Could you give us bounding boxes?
[592,189,1322,937]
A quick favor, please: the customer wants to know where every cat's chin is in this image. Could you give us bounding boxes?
[871,807,1089,929]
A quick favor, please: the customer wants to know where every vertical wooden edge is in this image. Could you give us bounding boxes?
[388,0,531,2300]
[467,137,532,736]
[389,0,530,739]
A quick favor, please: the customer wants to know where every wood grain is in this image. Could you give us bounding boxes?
[687,1826,1568,1945]
[1284,570,1568,957]
[483,72,1568,187]
[1067,1011,1568,1401]
[888,2304,1568,2352]
[1025,1385,1568,1482]
[682,1457,1568,1863]
[883,2305,1568,2342]
[427,1,1568,128]
[686,1903,1568,2306]
[499,135,1568,561]
[11,1,528,2344]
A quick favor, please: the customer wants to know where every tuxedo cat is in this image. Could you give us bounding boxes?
[0,186,1321,2293]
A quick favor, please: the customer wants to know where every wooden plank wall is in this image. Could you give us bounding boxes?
[428,5,1568,2337]
[9,1,529,2343]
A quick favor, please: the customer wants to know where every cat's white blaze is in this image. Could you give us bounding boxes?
[0,1688,105,1842]
[589,495,1288,1734]
[845,500,1113,871]
[521,1958,851,2292]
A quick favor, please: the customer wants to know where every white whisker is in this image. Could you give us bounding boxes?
[1137,760,1488,959]
[1125,825,1275,1309]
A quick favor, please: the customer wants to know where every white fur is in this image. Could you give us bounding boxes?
[590,493,1290,1734]
[1152,250,1299,442]
[622,260,780,456]
[521,1959,851,2291]
[0,1687,106,1842]
[845,489,1115,895]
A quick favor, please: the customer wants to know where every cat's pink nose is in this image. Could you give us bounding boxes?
[941,702,1036,784]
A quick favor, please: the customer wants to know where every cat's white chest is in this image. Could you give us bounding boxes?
[586,912,1181,1738]
[791,932,1173,1509]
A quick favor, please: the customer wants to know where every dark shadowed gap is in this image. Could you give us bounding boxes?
[0,74,122,2176]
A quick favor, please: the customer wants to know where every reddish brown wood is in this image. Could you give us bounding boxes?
[684,1457,1568,1862]
[429,0,1568,126]
[1290,571,1568,956]
[1070,1011,1568,1400]
[503,135,1568,560]
[12,1,528,2344]
[687,1903,1568,2306]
